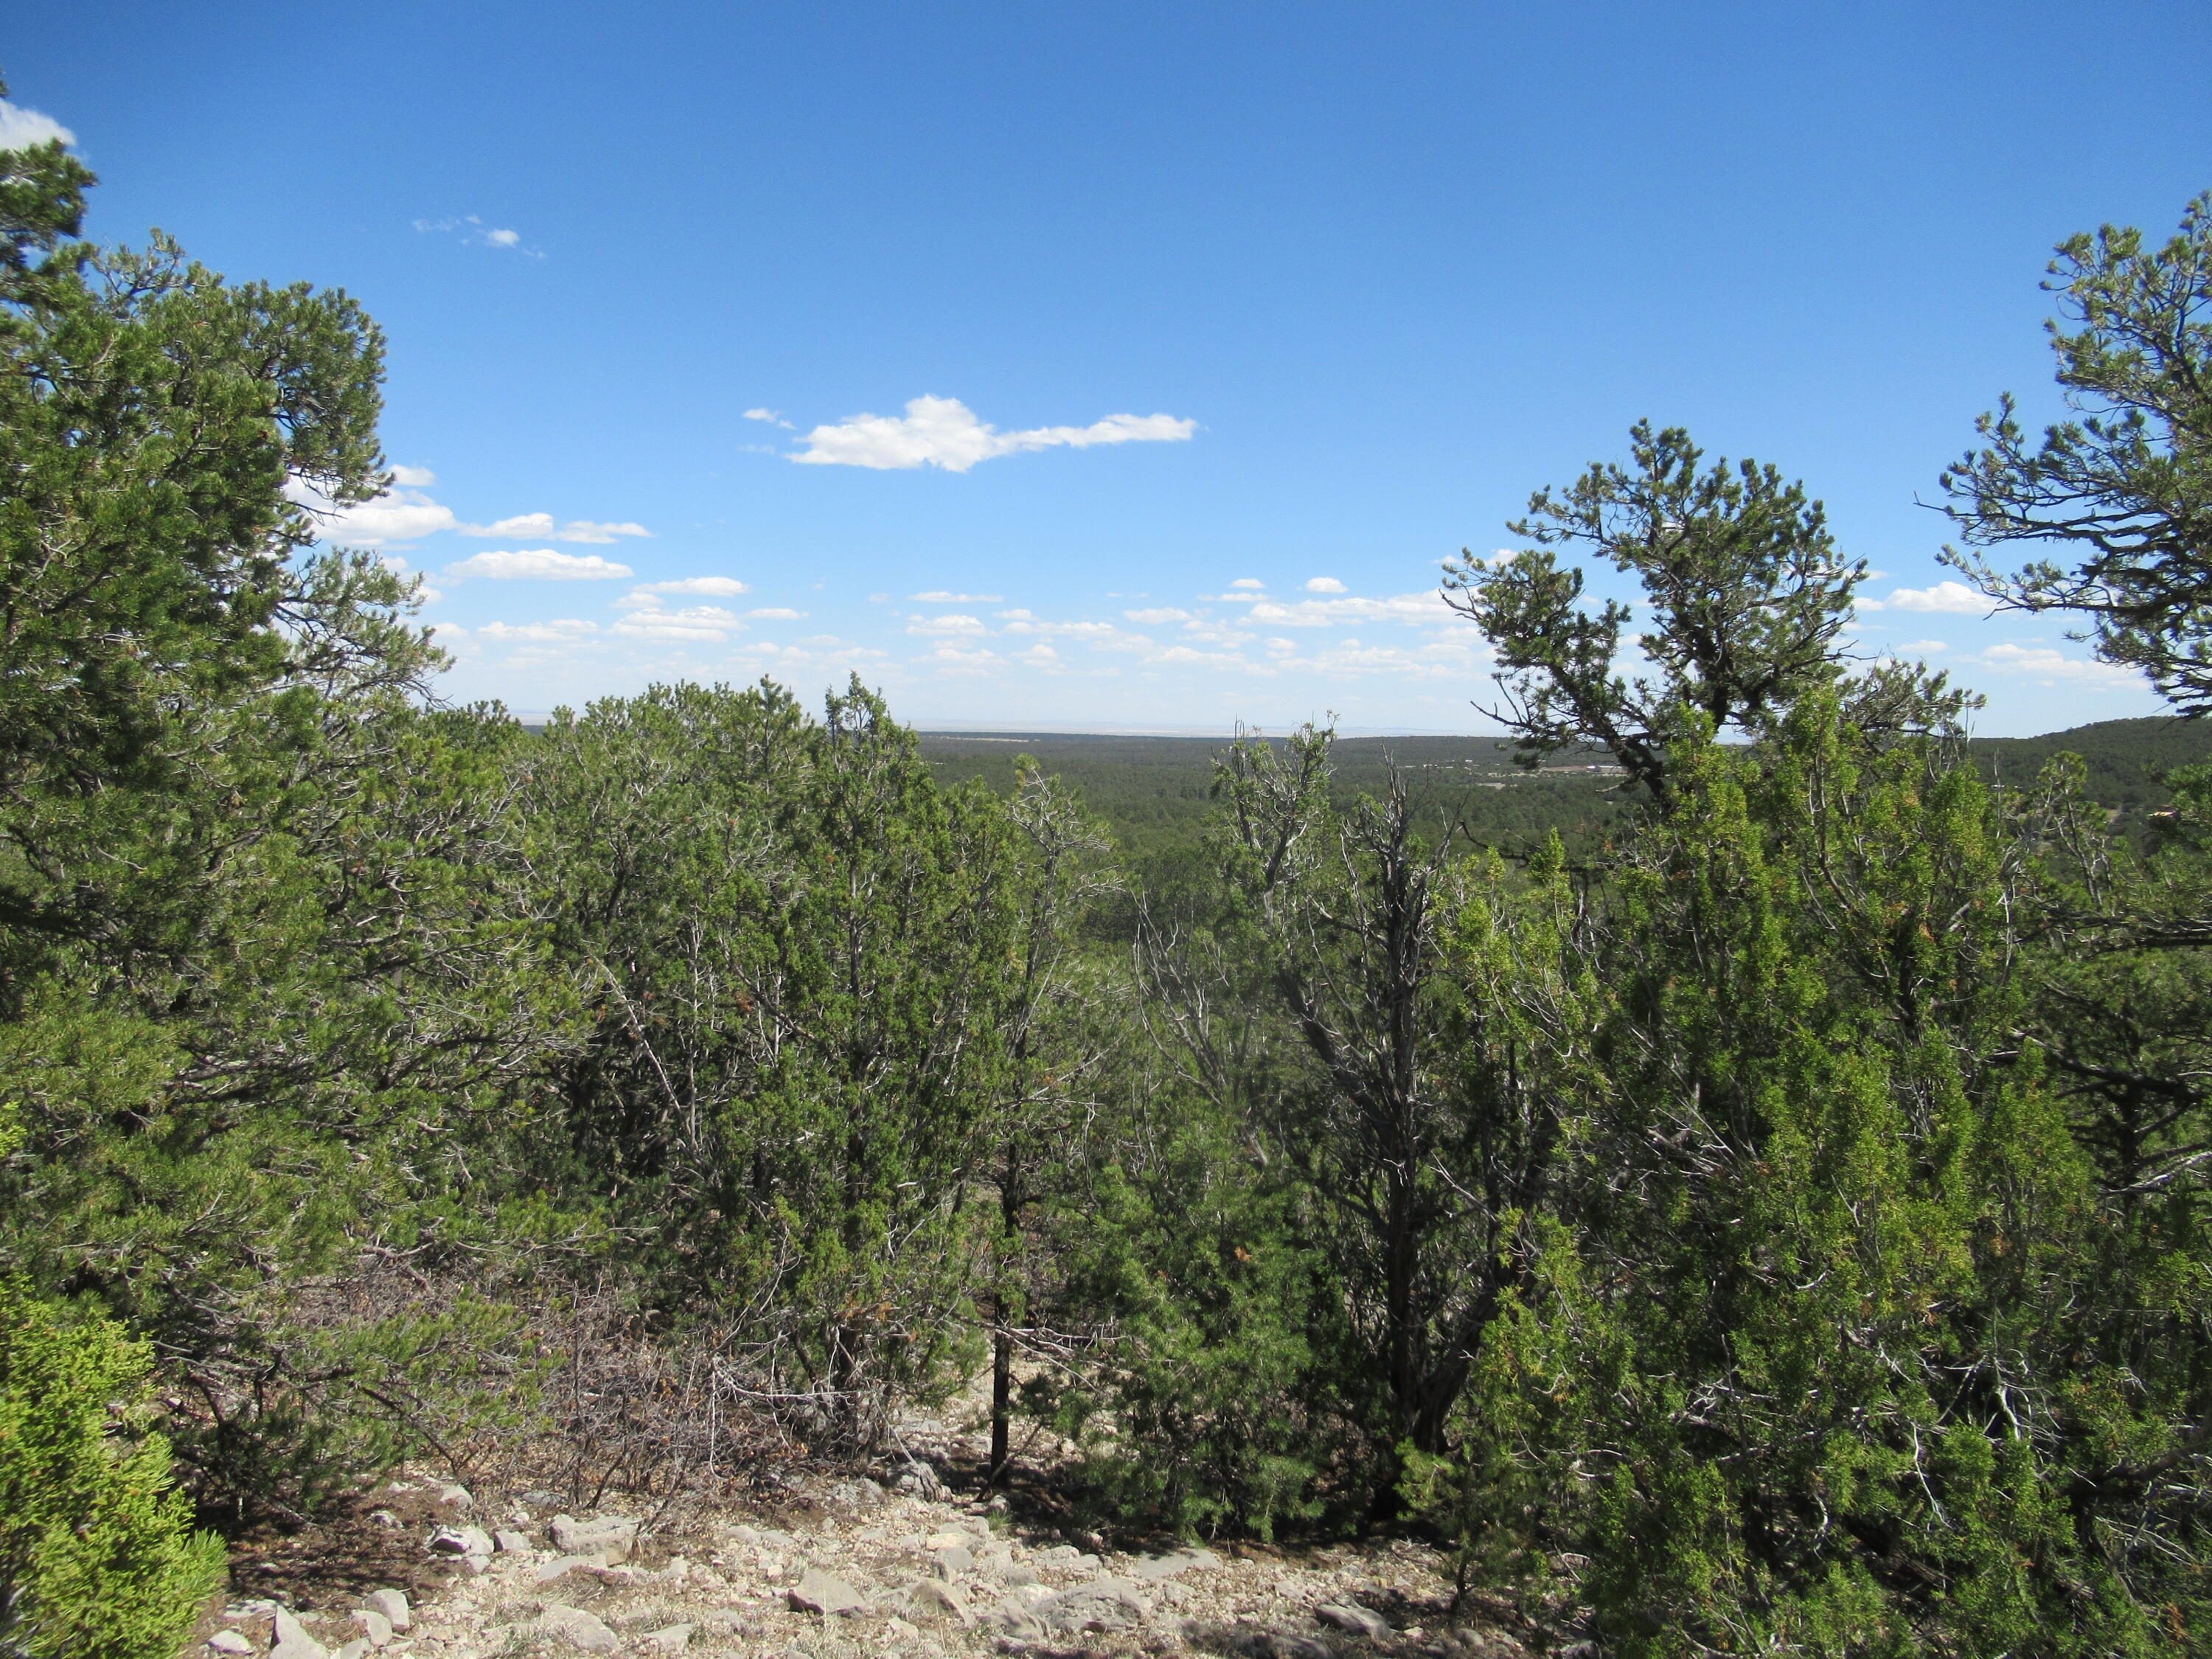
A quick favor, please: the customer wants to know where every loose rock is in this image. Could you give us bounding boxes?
[206,1633,253,1655]
[428,1524,493,1557]
[493,1527,532,1553]
[529,1604,621,1653]
[789,1566,868,1616]
[1317,1603,1393,1641]
[347,1607,394,1647]
[641,1624,694,1655]
[908,1579,973,1624]
[270,1610,330,1659]
[1133,1548,1222,1581]
[550,1512,641,1563]
[1034,1578,1147,1633]
[987,1594,1046,1639]
[361,1590,411,1632]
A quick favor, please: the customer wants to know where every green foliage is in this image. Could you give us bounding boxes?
[1441,420,1874,799]
[1422,701,2212,1655]
[512,680,1062,1436]
[1942,189,2212,712]
[0,1263,224,1659]
[1043,1114,1342,1540]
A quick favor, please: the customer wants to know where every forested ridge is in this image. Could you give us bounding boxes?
[7,102,2212,1659]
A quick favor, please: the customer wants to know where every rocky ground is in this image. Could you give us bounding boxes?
[188,1408,1562,1659]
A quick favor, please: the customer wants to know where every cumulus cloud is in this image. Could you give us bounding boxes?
[1304,577,1347,593]
[907,613,990,636]
[614,605,743,641]
[996,616,1127,641]
[443,549,636,580]
[746,608,808,620]
[1860,580,1989,615]
[288,474,647,549]
[1896,639,1948,654]
[476,619,600,642]
[911,591,1005,603]
[1124,607,1194,625]
[461,512,652,543]
[0,100,72,152]
[414,215,542,257]
[790,395,1195,473]
[1976,643,2145,688]
[743,408,796,429]
[616,577,750,609]
[1231,579,1265,590]
[287,478,459,546]
[1246,591,1456,628]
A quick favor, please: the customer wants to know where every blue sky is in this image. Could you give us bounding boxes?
[13,1,2211,734]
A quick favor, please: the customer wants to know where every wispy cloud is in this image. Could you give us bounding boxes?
[288,473,647,550]
[476,619,600,641]
[911,591,1005,603]
[1245,592,1455,627]
[1859,580,1989,615]
[461,512,651,544]
[746,608,809,620]
[0,100,72,152]
[616,577,751,608]
[613,605,744,641]
[444,549,636,580]
[1976,643,2144,688]
[414,215,543,257]
[906,613,990,636]
[790,395,1196,473]
[744,408,796,430]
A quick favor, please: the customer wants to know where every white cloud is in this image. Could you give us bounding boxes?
[1304,577,1347,593]
[998,616,1126,641]
[1860,580,1988,615]
[790,395,1196,473]
[443,549,636,580]
[907,613,989,636]
[1245,591,1457,628]
[461,512,652,543]
[0,100,72,151]
[613,605,743,641]
[1123,607,1194,625]
[415,215,542,257]
[1896,639,1947,653]
[1976,643,2146,689]
[287,479,459,547]
[616,577,750,609]
[288,475,644,549]
[746,607,808,620]
[477,619,600,641]
[911,591,1005,603]
[744,408,796,429]
[1231,578,1265,591]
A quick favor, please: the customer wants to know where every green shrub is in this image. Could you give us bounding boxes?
[0,1270,224,1659]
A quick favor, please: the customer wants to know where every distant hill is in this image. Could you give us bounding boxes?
[1965,717,2212,813]
[921,717,2212,858]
